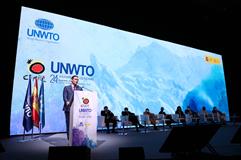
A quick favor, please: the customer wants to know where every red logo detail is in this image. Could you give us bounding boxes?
[83,98,89,104]
[30,62,45,74]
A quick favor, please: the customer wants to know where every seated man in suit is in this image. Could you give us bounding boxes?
[101,106,118,133]
[159,106,175,127]
[121,107,144,132]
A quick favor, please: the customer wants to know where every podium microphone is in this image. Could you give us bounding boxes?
[81,86,92,91]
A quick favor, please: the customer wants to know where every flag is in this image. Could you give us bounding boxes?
[32,77,40,128]
[22,75,33,132]
[39,79,45,129]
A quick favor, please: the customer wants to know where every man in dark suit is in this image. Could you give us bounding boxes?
[121,107,144,132]
[63,75,83,139]
[101,106,118,133]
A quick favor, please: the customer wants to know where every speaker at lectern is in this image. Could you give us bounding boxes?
[69,90,98,148]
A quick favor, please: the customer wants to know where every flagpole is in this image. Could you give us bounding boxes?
[39,77,42,138]
[31,128,33,139]
[39,76,45,138]
[39,122,42,138]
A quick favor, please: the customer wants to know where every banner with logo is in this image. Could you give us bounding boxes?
[69,91,97,148]
[10,6,229,135]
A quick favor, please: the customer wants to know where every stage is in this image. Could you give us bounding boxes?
[0,124,240,160]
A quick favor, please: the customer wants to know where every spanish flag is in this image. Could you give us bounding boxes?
[32,77,40,128]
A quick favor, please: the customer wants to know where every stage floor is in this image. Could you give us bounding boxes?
[0,124,240,160]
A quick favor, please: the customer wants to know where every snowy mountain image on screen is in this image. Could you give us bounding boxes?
[89,42,228,117]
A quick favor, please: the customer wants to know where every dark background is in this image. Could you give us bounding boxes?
[1,0,240,138]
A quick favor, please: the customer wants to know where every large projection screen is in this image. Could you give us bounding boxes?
[10,6,229,135]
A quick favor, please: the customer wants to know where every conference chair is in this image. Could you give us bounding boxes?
[185,114,193,125]
[97,115,116,133]
[212,112,221,123]
[97,116,106,132]
[139,114,151,133]
[171,114,182,126]
[156,114,170,131]
[119,115,132,135]
[198,113,208,124]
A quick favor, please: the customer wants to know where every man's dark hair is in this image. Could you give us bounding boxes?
[71,75,78,79]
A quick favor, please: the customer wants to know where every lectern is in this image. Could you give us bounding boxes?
[69,91,98,148]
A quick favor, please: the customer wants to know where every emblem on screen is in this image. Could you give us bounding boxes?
[35,18,54,30]
[205,55,220,64]
[27,59,45,74]
[82,98,89,104]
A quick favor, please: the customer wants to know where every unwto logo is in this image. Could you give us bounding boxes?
[35,19,54,30]
[27,18,60,42]
[79,97,92,112]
